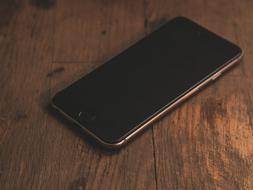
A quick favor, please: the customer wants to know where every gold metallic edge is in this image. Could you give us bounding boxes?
[51,52,243,148]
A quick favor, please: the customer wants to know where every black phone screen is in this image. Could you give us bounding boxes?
[52,17,242,144]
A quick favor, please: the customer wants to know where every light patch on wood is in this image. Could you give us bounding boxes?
[225,94,253,159]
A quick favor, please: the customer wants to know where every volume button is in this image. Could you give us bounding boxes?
[212,72,221,81]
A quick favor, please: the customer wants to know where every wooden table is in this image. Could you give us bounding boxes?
[1,0,253,189]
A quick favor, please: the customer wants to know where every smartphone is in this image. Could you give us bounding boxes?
[51,17,243,148]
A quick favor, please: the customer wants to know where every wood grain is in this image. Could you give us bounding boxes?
[53,0,147,63]
[0,0,253,190]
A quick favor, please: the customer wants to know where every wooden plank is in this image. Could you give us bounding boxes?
[0,0,55,189]
[1,0,253,189]
[146,0,253,189]
[53,0,147,63]
[233,0,253,78]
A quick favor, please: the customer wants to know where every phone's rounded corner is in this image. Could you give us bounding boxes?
[50,91,58,102]
[50,100,58,112]
[98,138,127,149]
[73,122,127,149]
[50,91,65,111]
[49,95,59,111]
[233,48,244,67]
[238,48,244,60]
[79,130,128,149]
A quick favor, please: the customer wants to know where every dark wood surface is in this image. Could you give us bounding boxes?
[0,0,253,189]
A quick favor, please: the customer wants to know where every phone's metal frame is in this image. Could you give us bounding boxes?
[51,52,243,149]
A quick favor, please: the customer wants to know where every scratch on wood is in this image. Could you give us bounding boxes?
[47,67,65,77]
[101,30,107,36]
[15,111,28,121]
[150,18,167,31]
[69,177,87,190]
[30,0,55,9]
